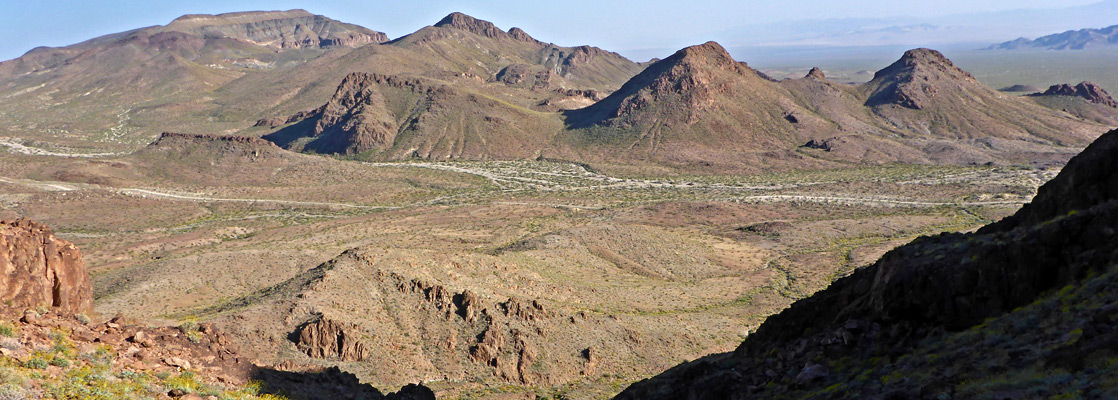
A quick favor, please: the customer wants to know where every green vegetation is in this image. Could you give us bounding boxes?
[0,329,287,400]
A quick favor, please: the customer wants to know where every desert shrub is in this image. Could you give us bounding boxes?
[23,357,48,370]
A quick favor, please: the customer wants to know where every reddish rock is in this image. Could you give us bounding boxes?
[295,316,371,361]
[1035,81,1118,107]
[0,219,93,315]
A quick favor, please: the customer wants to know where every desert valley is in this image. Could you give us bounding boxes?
[1,6,1118,400]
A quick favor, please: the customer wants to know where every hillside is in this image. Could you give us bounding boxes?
[560,45,1114,172]
[990,24,1118,50]
[0,10,385,152]
[258,72,561,159]
[615,128,1118,399]
[223,12,643,133]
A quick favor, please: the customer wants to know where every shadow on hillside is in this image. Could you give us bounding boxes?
[261,118,317,149]
[251,366,435,400]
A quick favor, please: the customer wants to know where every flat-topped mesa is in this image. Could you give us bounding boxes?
[1034,81,1118,107]
[154,132,279,148]
[435,12,508,39]
[167,9,316,26]
[0,219,93,315]
[165,9,387,49]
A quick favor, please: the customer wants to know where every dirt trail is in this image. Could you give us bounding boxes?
[0,137,127,158]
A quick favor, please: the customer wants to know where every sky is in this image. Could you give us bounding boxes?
[1,0,1115,62]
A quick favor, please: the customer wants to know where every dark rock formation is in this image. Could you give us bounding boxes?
[615,128,1118,398]
[999,84,1041,93]
[507,27,540,44]
[1032,81,1118,107]
[296,316,372,361]
[253,366,435,400]
[0,219,93,315]
[495,63,534,85]
[805,67,826,80]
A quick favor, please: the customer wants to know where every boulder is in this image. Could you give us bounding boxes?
[0,219,93,315]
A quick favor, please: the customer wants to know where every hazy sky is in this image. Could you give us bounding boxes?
[1,0,1113,62]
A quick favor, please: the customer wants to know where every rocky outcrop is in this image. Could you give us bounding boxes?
[296,316,372,361]
[1032,81,1118,107]
[805,67,826,80]
[155,132,279,147]
[615,128,1118,399]
[507,27,540,44]
[435,12,507,39]
[0,219,92,315]
[165,10,387,49]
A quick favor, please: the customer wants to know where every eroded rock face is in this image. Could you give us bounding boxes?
[296,316,372,361]
[1034,81,1118,107]
[0,219,93,315]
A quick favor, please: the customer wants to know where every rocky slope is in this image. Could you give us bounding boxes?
[0,10,387,152]
[0,219,436,400]
[614,128,1118,399]
[560,44,1113,172]
[990,24,1118,50]
[0,219,92,315]
[163,10,387,49]
[259,72,561,158]
[561,41,822,171]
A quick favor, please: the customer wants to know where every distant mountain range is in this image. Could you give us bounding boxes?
[990,24,1118,50]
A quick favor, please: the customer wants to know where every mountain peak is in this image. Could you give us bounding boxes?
[865,48,977,109]
[898,48,953,66]
[507,27,539,43]
[805,67,826,80]
[434,12,506,39]
[671,41,735,65]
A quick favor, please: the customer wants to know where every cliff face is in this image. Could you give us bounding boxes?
[165,10,388,49]
[0,219,93,315]
[615,129,1118,399]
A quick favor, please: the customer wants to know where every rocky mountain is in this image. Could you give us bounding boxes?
[990,24,1118,50]
[1031,81,1118,107]
[227,12,644,125]
[0,10,387,153]
[614,128,1118,399]
[162,10,387,49]
[560,41,823,171]
[556,45,1113,171]
[258,72,561,158]
[856,49,1101,148]
[0,219,92,315]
